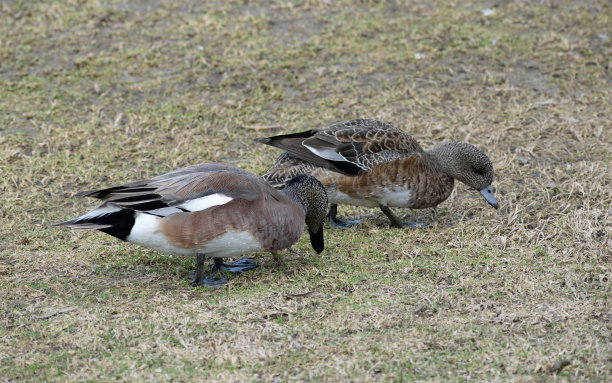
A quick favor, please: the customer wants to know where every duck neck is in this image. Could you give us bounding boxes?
[281,184,307,215]
[424,142,461,179]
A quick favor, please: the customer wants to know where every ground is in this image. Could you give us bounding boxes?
[0,0,610,381]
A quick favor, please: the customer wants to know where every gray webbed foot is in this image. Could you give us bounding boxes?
[328,204,361,228]
[190,254,258,287]
[217,257,259,273]
[189,272,228,287]
[197,276,229,288]
[329,216,363,228]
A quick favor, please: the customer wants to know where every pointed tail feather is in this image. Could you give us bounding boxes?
[55,218,113,230]
[56,205,135,241]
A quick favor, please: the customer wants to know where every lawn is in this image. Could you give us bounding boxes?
[1,0,610,381]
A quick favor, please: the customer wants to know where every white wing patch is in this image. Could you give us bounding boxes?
[303,142,348,162]
[177,193,233,212]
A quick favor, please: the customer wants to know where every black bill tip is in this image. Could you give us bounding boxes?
[480,185,499,209]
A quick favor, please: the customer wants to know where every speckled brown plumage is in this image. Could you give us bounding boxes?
[257,119,498,227]
[336,156,455,209]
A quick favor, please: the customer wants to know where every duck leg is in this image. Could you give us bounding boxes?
[379,206,428,228]
[328,204,362,228]
[192,254,228,287]
[191,255,259,287]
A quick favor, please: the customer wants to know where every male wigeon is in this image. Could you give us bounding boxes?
[57,163,328,287]
[256,119,498,228]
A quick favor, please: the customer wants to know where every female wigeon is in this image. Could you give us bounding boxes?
[256,119,498,228]
[57,164,328,287]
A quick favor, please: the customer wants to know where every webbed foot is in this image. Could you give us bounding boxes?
[216,257,260,273]
[197,276,229,288]
[328,204,361,228]
[329,216,362,228]
[190,254,256,287]
[190,273,229,287]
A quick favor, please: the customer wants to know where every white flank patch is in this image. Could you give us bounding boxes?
[303,142,348,162]
[78,204,122,220]
[198,231,261,258]
[127,213,195,256]
[327,188,414,208]
[178,193,233,212]
[379,189,414,208]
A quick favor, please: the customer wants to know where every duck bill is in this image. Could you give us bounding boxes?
[479,185,499,209]
[308,226,324,254]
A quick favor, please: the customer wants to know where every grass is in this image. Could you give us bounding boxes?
[1,0,610,381]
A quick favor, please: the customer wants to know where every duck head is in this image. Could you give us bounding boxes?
[283,174,328,253]
[430,142,499,209]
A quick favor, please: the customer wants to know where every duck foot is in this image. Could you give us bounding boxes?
[188,270,229,287]
[328,204,362,228]
[190,254,258,287]
[329,216,362,228]
[216,257,260,273]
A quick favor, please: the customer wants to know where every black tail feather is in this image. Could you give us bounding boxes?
[56,209,135,241]
[77,186,156,199]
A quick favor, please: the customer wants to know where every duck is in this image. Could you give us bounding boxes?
[255,119,498,228]
[57,163,328,287]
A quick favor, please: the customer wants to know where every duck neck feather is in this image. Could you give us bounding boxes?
[425,142,468,179]
[280,174,328,232]
[281,184,307,214]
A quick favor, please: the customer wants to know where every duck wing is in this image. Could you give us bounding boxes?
[76,163,262,214]
[256,119,424,176]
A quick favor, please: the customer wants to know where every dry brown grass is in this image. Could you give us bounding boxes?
[1,0,610,381]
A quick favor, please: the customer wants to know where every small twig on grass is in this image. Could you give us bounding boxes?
[285,291,317,299]
[33,306,78,319]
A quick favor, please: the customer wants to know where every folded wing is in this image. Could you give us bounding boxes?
[256,119,424,176]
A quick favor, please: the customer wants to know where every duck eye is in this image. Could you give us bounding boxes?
[473,167,485,175]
